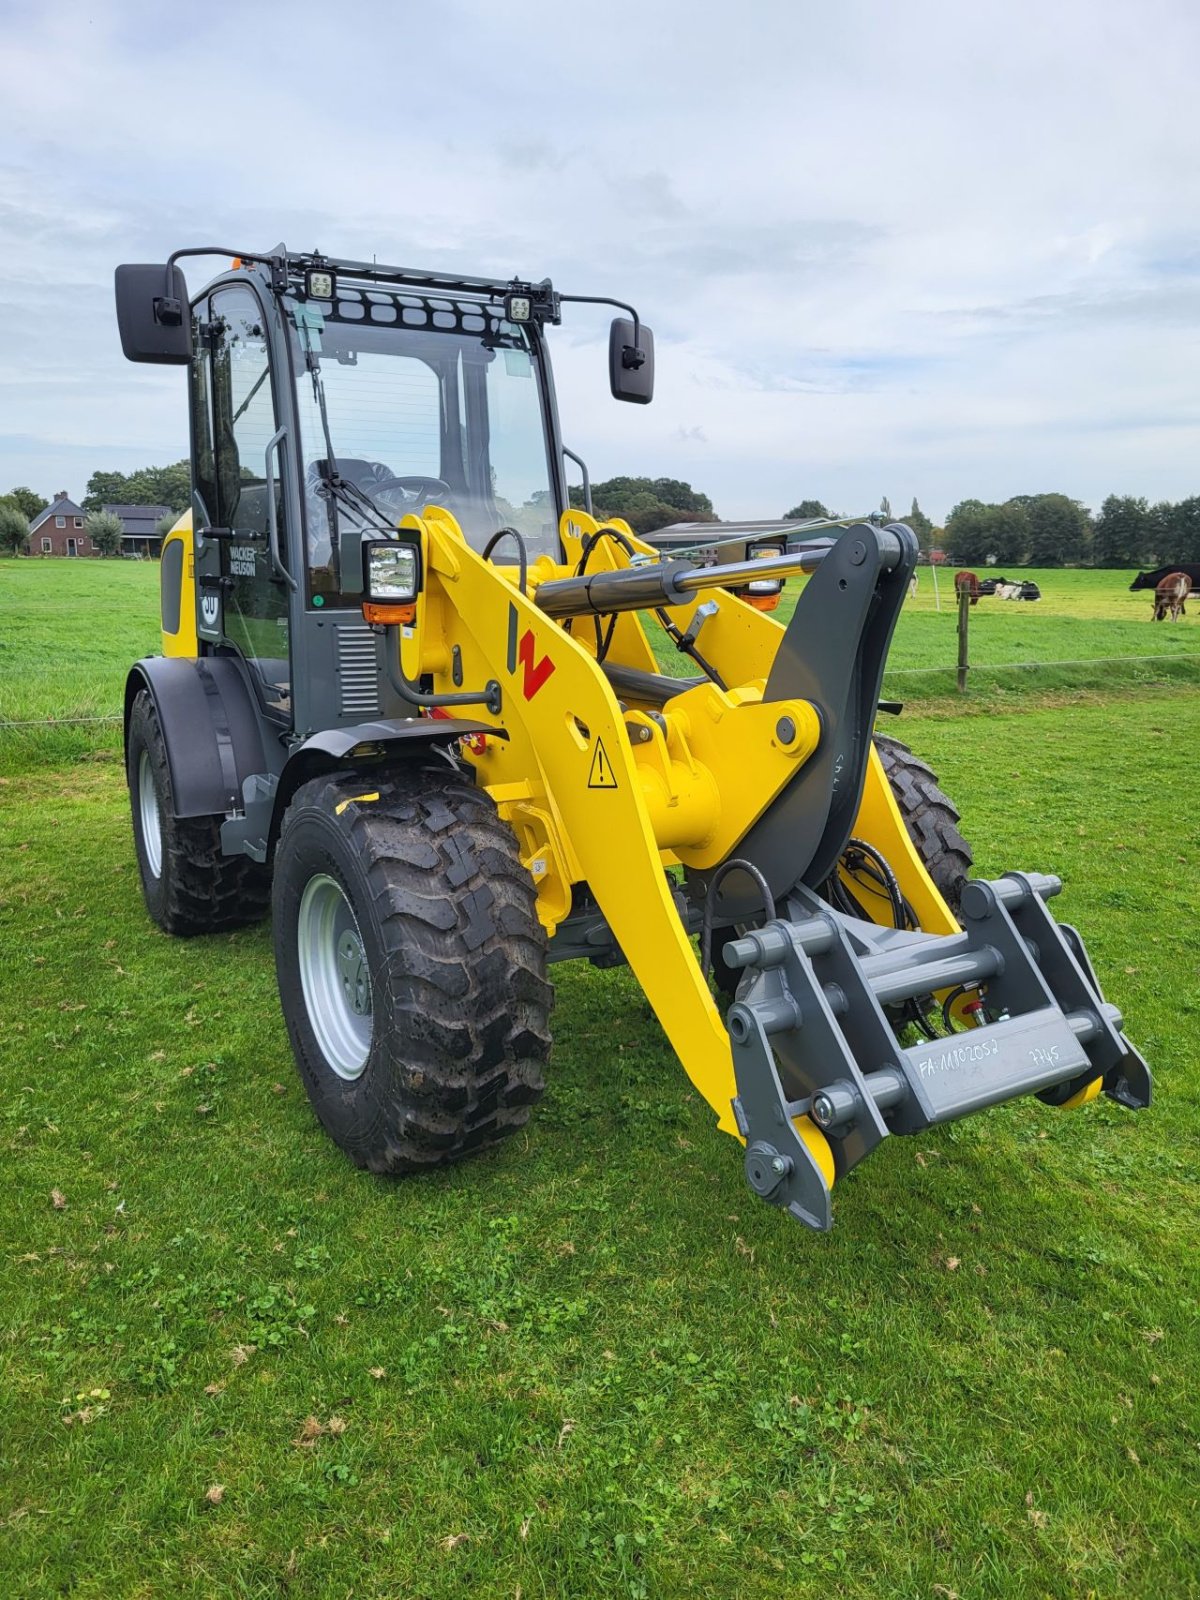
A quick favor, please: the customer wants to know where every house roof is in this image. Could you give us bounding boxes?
[103,503,172,538]
[29,494,85,531]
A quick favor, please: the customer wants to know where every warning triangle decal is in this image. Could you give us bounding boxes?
[587,737,618,789]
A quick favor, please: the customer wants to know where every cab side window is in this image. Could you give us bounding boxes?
[211,287,276,534]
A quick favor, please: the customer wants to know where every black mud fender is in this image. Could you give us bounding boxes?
[268,717,508,849]
[124,656,267,819]
[280,717,505,787]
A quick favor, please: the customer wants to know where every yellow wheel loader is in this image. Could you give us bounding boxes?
[113,247,1149,1230]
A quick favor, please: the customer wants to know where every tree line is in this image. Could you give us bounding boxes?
[941,493,1200,568]
[785,497,937,549]
[947,492,1200,569]
[0,488,48,554]
[789,492,1200,568]
[0,463,193,556]
[5,459,1199,570]
[81,462,191,516]
[568,475,715,534]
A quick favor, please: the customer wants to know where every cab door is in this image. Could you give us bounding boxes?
[191,282,292,721]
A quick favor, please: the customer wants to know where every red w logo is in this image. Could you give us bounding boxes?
[517,628,556,700]
[506,603,556,700]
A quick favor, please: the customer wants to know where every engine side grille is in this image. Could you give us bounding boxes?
[335,624,381,718]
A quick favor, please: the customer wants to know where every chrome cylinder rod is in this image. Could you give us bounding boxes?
[673,548,833,592]
[534,548,833,621]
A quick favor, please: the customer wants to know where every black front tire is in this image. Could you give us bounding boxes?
[873,732,973,914]
[127,689,270,936]
[272,766,553,1173]
[710,732,974,1003]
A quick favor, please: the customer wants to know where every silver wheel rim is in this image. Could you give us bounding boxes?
[138,750,163,879]
[296,873,373,1080]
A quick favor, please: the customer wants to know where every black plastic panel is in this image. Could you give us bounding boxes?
[160,539,184,635]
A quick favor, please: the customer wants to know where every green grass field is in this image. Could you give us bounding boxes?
[5,560,1198,769]
[2,559,1199,1597]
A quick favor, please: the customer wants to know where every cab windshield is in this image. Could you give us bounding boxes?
[289,287,560,602]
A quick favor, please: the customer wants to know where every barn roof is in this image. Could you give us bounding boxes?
[103,503,172,537]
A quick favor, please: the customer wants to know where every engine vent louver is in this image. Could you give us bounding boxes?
[335,624,381,718]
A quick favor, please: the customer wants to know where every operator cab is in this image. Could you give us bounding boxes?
[115,247,655,739]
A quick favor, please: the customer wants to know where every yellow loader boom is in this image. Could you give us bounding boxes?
[114,246,1149,1232]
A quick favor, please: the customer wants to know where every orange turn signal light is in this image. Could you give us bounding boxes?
[362,601,416,625]
[747,592,781,612]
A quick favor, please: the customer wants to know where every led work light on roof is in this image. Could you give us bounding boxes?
[504,292,532,323]
[305,268,336,301]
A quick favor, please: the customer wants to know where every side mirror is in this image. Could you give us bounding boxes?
[114,263,192,364]
[609,317,654,404]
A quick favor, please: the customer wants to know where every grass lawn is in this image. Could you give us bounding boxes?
[1,559,1198,1597]
[787,564,1200,704]
[4,560,1200,765]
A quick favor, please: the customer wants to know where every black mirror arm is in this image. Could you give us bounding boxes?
[558,293,645,368]
[158,247,289,325]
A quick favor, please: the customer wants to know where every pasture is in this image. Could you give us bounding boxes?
[1,558,1198,1598]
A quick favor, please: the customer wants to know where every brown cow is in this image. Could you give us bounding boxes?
[1152,571,1192,621]
[954,570,981,606]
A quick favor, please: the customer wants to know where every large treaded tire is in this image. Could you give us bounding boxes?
[873,732,973,914]
[709,735,974,999]
[127,689,270,936]
[272,766,553,1173]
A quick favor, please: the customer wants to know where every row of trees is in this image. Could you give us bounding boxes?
[0,488,48,555]
[944,494,1089,566]
[569,476,716,535]
[943,493,1200,568]
[8,455,1200,568]
[3,486,47,521]
[1088,495,1200,567]
[3,463,190,524]
[785,490,1200,568]
[783,496,937,549]
[5,467,719,552]
[1,466,191,557]
[82,461,192,515]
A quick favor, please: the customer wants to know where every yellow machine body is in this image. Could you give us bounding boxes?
[376,506,979,1184]
[155,502,1105,1195]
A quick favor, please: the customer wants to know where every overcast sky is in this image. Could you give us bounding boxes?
[2,0,1199,523]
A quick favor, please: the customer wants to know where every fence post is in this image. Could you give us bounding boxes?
[956,586,970,693]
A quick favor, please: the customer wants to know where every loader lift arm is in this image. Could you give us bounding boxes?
[399,510,1148,1230]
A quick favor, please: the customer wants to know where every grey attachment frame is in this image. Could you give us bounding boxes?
[724,871,1151,1231]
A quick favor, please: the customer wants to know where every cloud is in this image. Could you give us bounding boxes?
[1,0,1200,521]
